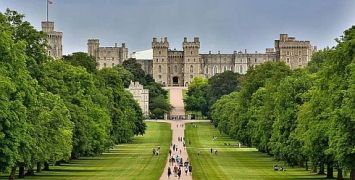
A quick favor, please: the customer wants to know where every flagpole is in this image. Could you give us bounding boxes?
[46,0,48,21]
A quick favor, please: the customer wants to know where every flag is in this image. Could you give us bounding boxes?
[48,0,53,4]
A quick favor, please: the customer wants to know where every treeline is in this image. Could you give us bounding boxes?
[0,10,145,179]
[210,28,355,179]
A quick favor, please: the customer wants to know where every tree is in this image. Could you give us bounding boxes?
[63,52,97,73]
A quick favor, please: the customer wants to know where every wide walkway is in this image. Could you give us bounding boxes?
[160,87,192,180]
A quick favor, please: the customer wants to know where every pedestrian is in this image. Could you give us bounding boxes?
[185,166,188,175]
[210,148,213,154]
[179,149,181,154]
[169,149,172,156]
[168,167,172,178]
[174,165,178,177]
[177,167,181,179]
[189,164,192,175]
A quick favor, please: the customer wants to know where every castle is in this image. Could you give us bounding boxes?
[86,34,315,87]
[87,39,128,69]
[41,21,63,59]
[151,34,316,87]
[126,81,149,117]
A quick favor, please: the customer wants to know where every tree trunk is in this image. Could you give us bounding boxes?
[36,162,41,173]
[350,169,355,180]
[337,168,343,180]
[326,163,333,179]
[312,164,317,174]
[18,165,25,178]
[319,163,325,175]
[25,167,35,176]
[8,166,17,180]
[305,161,309,171]
[43,162,49,171]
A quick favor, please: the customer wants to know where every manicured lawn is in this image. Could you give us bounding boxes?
[185,122,331,180]
[1,122,171,180]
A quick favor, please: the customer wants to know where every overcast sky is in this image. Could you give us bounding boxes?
[1,0,355,55]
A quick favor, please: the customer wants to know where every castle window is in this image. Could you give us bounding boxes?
[191,51,193,55]
[159,65,162,73]
[112,57,114,60]
[162,58,164,62]
[287,58,290,63]
[287,51,290,56]
[190,65,193,73]
[174,65,177,73]
[159,75,162,79]
[188,59,190,62]
[299,50,302,55]
[299,58,302,63]
[156,58,158,62]
[159,51,161,55]
[213,66,218,75]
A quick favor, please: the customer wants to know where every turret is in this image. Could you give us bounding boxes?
[87,39,100,58]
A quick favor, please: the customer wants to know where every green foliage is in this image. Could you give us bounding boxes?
[63,52,97,73]
[185,71,242,117]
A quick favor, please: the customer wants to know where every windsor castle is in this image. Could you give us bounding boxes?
[42,21,316,87]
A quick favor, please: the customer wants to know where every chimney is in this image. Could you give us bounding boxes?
[194,37,199,42]
[184,37,187,42]
[244,49,247,54]
[153,37,157,42]
[122,43,126,48]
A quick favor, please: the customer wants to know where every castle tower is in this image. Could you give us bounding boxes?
[183,37,201,87]
[41,21,62,59]
[152,37,169,86]
[87,39,100,59]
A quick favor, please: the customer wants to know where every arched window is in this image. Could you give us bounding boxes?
[190,65,193,73]
[213,66,218,75]
[159,65,162,73]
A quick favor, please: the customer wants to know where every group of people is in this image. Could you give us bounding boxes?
[152,146,160,156]
[273,165,286,171]
[167,132,192,179]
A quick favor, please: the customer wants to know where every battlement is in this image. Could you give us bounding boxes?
[41,21,54,33]
[88,39,100,44]
[152,37,169,48]
[182,37,200,48]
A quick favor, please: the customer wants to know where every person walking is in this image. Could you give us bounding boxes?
[210,148,213,154]
[169,149,172,156]
[168,167,172,179]
[174,165,178,177]
[177,167,182,179]
[184,165,188,175]
[189,164,192,175]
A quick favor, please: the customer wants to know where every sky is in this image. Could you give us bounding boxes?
[1,0,355,55]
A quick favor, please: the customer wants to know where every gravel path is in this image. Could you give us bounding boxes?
[159,87,192,180]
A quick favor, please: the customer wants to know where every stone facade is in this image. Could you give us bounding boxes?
[151,35,315,86]
[42,21,62,59]
[127,81,149,117]
[87,39,128,69]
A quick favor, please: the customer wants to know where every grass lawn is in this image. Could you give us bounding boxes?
[1,122,171,180]
[185,122,335,180]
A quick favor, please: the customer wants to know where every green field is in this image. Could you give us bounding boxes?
[1,122,171,180]
[185,122,329,180]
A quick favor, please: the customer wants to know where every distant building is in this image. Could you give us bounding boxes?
[150,34,316,86]
[41,21,62,59]
[87,39,128,69]
[127,81,149,117]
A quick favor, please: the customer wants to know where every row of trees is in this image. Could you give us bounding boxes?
[184,71,242,118]
[210,27,355,179]
[0,10,146,179]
